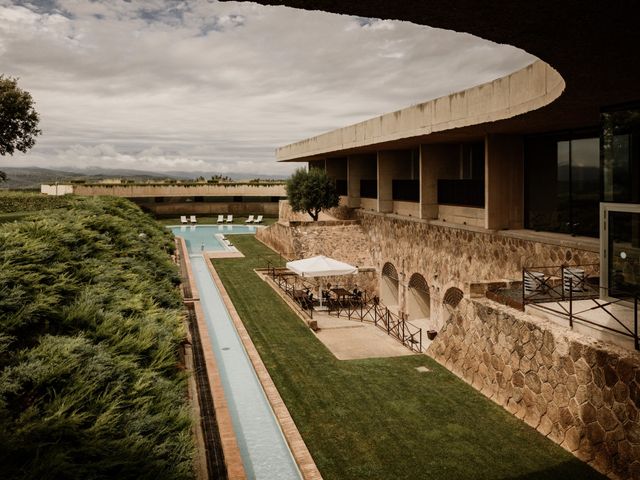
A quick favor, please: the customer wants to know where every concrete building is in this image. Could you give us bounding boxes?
[249,1,640,477]
[41,182,287,217]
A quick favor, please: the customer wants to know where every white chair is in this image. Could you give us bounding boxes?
[190,215,197,224]
[245,215,255,223]
[180,215,188,224]
[253,215,263,224]
[226,214,233,223]
[217,215,224,223]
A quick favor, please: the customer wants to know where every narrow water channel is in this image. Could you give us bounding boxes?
[173,226,302,480]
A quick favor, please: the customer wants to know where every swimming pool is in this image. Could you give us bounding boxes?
[170,225,258,254]
[173,225,302,480]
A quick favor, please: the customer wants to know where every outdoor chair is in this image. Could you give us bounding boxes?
[245,215,254,223]
[217,215,224,223]
[180,215,188,224]
[226,214,233,223]
[190,215,197,224]
[253,215,263,223]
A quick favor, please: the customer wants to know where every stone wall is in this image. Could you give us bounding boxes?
[357,210,599,330]
[278,199,355,223]
[256,220,374,268]
[428,298,640,480]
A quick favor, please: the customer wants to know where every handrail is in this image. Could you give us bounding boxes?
[522,263,639,350]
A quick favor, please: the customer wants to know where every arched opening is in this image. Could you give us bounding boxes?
[443,287,464,308]
[380,262,399,308]
[407,273,430,321]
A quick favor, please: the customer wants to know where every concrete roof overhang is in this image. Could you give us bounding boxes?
[225,1,640,162]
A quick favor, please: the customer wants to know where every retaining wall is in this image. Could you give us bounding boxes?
[428,298,640,479]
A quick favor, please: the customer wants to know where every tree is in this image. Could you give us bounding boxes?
[286,167,340,221]
[0,76,41,181]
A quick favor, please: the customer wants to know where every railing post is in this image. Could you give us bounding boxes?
[569,274,573,328]
[522,267,525,304]
[635,296,638,351]
[561,266,566,302]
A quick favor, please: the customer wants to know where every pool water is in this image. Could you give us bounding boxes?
[170,225,257,254]
[172,225,302,480]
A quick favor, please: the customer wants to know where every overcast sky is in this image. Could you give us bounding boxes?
[0,0,535,176]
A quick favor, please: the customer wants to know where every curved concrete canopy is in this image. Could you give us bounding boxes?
[226,1,640,160]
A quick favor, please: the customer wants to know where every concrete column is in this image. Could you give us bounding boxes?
[377,151,409,213]
[347,156,363,208]
[419,144,459,219]
[485,134,524,230]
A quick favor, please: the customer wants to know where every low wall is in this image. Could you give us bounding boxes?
[428,298,640,479]
[277,199,354,223]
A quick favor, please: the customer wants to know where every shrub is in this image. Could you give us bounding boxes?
[0,196,193,479]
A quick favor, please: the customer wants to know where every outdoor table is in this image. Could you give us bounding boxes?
[331,288,352,300]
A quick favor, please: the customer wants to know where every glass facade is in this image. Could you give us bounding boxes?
[608,210,640,298]
[525,132,600,237]
[603,106,640,204]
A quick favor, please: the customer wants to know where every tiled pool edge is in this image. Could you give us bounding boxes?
[177,238,247,480]
[205,259,324,480]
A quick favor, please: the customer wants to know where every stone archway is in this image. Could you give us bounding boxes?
[443,287,464,308]
[380,262,399,309]
[407,273,430,322]
[440,286,464,328]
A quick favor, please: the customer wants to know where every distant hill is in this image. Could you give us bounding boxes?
[0,167,288,189]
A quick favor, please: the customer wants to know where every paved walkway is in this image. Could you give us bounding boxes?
[310,311,415,360]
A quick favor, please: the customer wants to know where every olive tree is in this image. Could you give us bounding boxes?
[286,167,340,221]
[0,75,42,181]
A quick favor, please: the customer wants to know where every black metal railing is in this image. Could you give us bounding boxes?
[262,260,422,353]
[522,263,639,350]
[437,179,484,207]
[265,260,315,319]
[392,179,419,202]
[360,179,377,199]
[328,295,422,353]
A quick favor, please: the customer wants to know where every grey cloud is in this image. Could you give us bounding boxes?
[0,0,536,174]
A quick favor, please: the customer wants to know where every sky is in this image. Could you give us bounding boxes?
[0,0,536,176]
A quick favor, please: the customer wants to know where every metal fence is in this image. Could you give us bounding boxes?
[522,263,639,350]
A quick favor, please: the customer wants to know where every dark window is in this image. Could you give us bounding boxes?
[437,179,484,207]
[360,179,377,199]
[392,180,419,202]
[525,131,600,237]
[335,179,348,196]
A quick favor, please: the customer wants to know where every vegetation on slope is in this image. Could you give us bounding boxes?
[212,235,605,480]
[0,190,77,214]
[0,196,193,480]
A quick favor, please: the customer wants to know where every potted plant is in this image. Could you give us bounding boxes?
[426,329,437,340]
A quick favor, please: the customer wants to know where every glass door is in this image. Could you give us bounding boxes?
[601,203,640,299]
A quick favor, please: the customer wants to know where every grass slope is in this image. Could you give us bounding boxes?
[212,235,605,480]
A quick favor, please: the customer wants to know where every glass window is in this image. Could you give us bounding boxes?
[525,133,600,237]
[603,107,640,204]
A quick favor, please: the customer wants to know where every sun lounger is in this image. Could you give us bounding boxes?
[217,215,224,223]
[225,214,233,223]
[190,215,197,224]
[245,215,254,223]
[180,215,188,224]
[253,215,263,224]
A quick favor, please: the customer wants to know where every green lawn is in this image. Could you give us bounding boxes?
[155,215,277,226]
[211,236,604,480]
